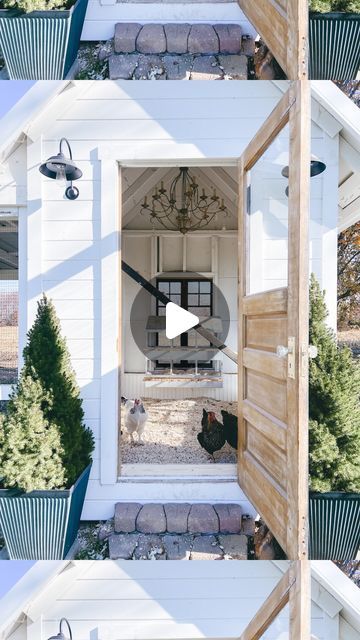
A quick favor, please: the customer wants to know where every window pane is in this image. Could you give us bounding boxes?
[200,294,211,306]
[188,281,198,293]
[170,294,181,306]
[170,282,181,294]
[158,282,169,293]
[200,281,211,293]
[188,294,198,306]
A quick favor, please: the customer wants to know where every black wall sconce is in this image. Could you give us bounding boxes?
[282,155,326,197]
[39,138,82,200]
[47,618,73,640]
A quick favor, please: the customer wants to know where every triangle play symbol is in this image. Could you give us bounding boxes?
[165,302,199,339]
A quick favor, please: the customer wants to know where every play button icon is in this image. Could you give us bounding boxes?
[165,302,199,340]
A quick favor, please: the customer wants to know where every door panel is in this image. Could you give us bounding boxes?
[238,0,308,79]
[238,82,310,560]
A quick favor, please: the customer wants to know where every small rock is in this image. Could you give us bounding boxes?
[162,55,192,80]
[137,504,167,533]
[137,25,166,54]
[191,56,223,80]
[218,534,248,559]
[98,39,114,61]
[98,518,114,541]
[164,503,191,533]
[242,515,256,536]
[134,55,164,80]
[214,504,242,534]
[115,23,142,54]
[162,534,192,559]
[190,535,223,560]
[109,534,138,559]
[164,24,191,53]
[188,504,219,533]
[109,54,138,80]
[115,503,142,533]
[133,534,165,559]
[188,25,219,54]
[214,24,242,54]
[241,35,255,57]
[218,54,248,79]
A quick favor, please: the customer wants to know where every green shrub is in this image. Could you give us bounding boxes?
[2,0,68,12]
[0,295,94,492]
[0,375,65,492]
[309,0,360,13]
[309,274,360,492]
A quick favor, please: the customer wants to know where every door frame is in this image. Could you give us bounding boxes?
[237,81,310,559]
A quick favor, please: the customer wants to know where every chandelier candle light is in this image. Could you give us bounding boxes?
[141,167,228,234]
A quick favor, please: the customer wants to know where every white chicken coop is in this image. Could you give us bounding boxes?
[0,80,359,560]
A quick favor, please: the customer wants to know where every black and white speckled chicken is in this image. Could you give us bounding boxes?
[221,409,238,450]
[197,409,226,461]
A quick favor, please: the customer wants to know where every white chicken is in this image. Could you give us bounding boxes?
[121,396,148,445]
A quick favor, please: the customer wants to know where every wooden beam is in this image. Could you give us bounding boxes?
[242,90,292,171]
[286,80,310,560]
[239,569,293,640]
[289,561,311,640]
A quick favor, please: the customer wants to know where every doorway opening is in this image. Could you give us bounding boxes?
[120,164,239,474]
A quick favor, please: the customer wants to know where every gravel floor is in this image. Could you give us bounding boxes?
[120,397,237,464]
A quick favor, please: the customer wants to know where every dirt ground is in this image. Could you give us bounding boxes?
[120,397,238,464]
[0,326,18,383]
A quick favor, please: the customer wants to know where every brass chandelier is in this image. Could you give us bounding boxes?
[140,167,228,234]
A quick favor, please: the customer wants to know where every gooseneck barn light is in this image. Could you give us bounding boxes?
[282,155,326,197]
[47,618,73,640]
[39,138,82,200]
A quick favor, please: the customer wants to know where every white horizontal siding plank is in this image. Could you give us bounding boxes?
[59,99,281,123]
[75,559,286,580]
[43,240,99,261]
[59,318,97,340]
[43,220,97,241]
[43,201,100,221]
[43,260,97,281]
[79,82,284,101]
[61,577,283,602]
[43,280,96,300]
[51,299,97,319]
[43,180,100,202]
[47,119,281,144]
[66,338,95,360]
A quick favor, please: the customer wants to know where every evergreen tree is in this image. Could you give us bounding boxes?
[309,274,360,492]
[0,375,65,492]
[21,295,94,487]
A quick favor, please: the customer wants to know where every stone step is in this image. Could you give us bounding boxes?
[108,52,249,80]
[108,531,249,560]
[113,501,255,534]
[114,22,252,55]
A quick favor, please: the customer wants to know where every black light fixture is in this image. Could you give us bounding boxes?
[39,138,82,200]
[47,618,73,640]
[282,155,326,197]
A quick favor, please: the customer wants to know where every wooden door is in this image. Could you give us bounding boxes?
[238,82,310,560]
[238,0,308,79]
[239,561,310,639]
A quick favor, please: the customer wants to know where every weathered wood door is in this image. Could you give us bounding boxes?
[238,0,308,79]
[239,562,310,639]
[238,82,310,560]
